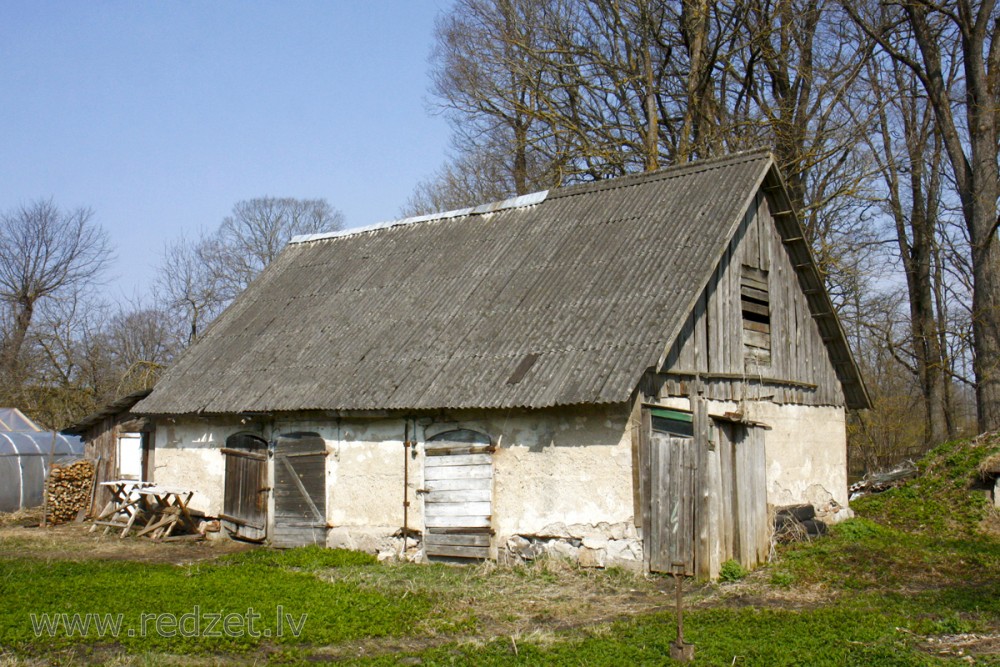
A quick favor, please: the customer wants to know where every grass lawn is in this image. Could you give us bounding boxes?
[1,434,998,665]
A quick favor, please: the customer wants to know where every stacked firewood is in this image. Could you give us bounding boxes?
[46,460,96,524]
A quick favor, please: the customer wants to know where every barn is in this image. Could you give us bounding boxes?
[133,150,868,577]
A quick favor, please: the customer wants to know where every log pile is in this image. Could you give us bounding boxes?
[46,459,96,524]
[849,460,918,499]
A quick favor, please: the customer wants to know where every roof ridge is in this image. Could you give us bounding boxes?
[289,150,772,247]
[290,190,549,245]
[546,148,773,200]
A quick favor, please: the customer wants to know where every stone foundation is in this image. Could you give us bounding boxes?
[498,521,644,570]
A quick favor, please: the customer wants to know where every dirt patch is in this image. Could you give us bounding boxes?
[0,521,251,565]
[915,632,1000,661]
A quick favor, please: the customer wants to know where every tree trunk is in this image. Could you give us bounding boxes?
[679,0,710,162]
[903,0,1000,432]
[0,297,34,385]
[970,208,1000,432]
[642,39,659,172]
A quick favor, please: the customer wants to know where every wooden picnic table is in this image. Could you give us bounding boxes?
[90,480,153,537]
[89,481,196,539]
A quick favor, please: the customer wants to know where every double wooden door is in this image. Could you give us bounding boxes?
[221,432,327,547]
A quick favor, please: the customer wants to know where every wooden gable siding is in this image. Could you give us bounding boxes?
[662,191,846,406]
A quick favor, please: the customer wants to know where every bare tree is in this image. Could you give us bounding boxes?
[857,43,959,444]
[843,0,1000,432]
[402,147,521,216]
[106,305,181,394]
[0,199,111,387]
[207,197,344,300]
[155,234,223,346]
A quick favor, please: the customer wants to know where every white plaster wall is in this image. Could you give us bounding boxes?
[152,421,233,516]
[322,418,423,553]
[152,406,641,565]
[485,406,635,540]
[751,402,849,512]
[315,408,637,561]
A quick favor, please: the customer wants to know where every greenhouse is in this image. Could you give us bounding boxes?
[0,408,84,512]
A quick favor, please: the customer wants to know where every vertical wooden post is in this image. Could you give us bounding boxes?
[694,381,713,579]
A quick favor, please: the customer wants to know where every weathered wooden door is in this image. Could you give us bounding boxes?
[422,430,493,560]
[648,428,697,575]
[718,422,768,566]
[221,433,268,542]
[272,432,327,547]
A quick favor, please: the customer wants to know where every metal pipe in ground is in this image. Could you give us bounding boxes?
[670,571,695,662]
[402,420,411,555]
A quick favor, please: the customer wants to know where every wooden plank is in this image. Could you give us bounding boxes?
[423,477,492,492]
[423,464,492,481]
[740,300,770,318]
[744,329,771,350]
[425,445,493,457]
[425,544,489,559]
[742,264,768,285]
[424,489,491,503]
[219,512,264,530]
[740,285,769,302]
[423,533,491,547]
[750,427,770,564]
[640,406,652,568]
[424,453,492,468]
[426,526,493,535]
[283,450,328,458]
[425,501,491,516]
[220,448,267,461]
[743,320,771,334]
[424,515,491,528]
[718,425,735,563]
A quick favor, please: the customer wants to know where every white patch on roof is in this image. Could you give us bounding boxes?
[290,190,549,245]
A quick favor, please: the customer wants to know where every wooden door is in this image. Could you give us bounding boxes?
[272,432,327,547]
[221,434,268,542]
[648,429,697,575]
[718,423,769,566]
[423,430,493,560]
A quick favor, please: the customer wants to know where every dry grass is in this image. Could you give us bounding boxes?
[979,451,1000,476]
[324,556,672,637]
[312,556,676,662]
[0,519,250,565]
[0,508,44,529]
[695,566,839,610]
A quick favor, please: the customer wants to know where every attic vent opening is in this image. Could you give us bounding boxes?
[741,265,771,365]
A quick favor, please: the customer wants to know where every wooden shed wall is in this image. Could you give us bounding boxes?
[661,191,846,406]
[82,416,118,514]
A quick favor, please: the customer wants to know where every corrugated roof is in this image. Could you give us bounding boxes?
[135,150,864,415]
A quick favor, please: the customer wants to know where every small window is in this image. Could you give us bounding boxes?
[741,265,771,364]
[649,408,694,438]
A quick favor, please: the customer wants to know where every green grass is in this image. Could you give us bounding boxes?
[0,548,431,654]
[852,434,1000,536]
[1,433,998,665]
[342,601,970,666]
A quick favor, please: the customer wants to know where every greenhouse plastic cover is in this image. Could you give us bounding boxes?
[0,430,84,512]
[0,408,40,432]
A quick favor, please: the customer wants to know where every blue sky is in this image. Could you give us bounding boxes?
[0,1,454,299]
